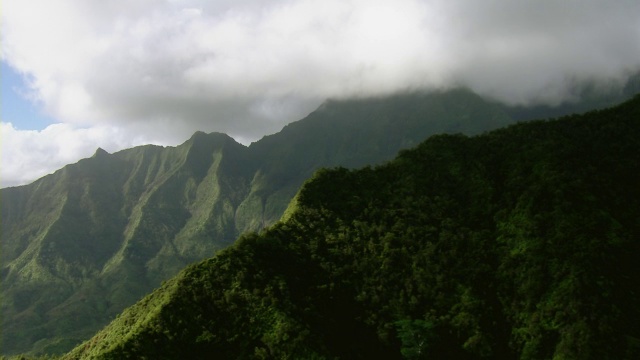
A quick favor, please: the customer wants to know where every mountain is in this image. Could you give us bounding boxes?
[242,88,512,228]
[498,71,640,121]
[62,95,640,359]
[0,89,515,356]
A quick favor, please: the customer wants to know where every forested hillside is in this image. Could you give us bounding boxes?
[0,89,514,356]
[64,96,640,359]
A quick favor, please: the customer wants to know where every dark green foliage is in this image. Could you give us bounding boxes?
[1,89,516,356]
[64,96,640,359]
[395,319,437,359]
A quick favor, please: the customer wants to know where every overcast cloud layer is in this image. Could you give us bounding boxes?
[2,0,640,187]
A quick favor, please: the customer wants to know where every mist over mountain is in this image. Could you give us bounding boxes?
[3,72,639,189]
[1,88,516,356]
[62,94,640,359]
[498,71,640,121]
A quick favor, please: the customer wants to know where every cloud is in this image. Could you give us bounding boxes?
[0,122,159,188]
[2,0,640,186]
[439,0,640,104]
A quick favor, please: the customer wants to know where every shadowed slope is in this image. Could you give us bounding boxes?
[65,96,640,359]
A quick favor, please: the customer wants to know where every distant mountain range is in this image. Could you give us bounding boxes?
[1,86,638,356]
[63,94,640,359]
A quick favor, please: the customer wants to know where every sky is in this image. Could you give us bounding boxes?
[2,0,640,187]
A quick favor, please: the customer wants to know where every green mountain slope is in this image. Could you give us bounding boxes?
[1,132,252,354]
[1,89,515,356]
[240,88,511,229]
[63,96,640,359]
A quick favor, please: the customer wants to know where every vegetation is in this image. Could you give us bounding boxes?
[1,89,516,356]
[64,95,640,359]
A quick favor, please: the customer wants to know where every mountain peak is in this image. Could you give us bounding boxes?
[189,130,208,139]
[187,131,240,146]
[92,147,110,158]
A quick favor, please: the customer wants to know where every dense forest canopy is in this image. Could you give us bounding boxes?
[58,95,640,359]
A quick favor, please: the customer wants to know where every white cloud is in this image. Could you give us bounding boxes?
[0,122,161,188]
[2,0,640,186]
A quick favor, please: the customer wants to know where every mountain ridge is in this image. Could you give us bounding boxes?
[3,88,639,356]
[1,88,518,355]
[63,94,640,359]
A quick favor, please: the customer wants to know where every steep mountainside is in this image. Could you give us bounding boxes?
[1,89,514,355]
[1,132,252,355]
[241,88,511,227]
[64,95,640,359]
